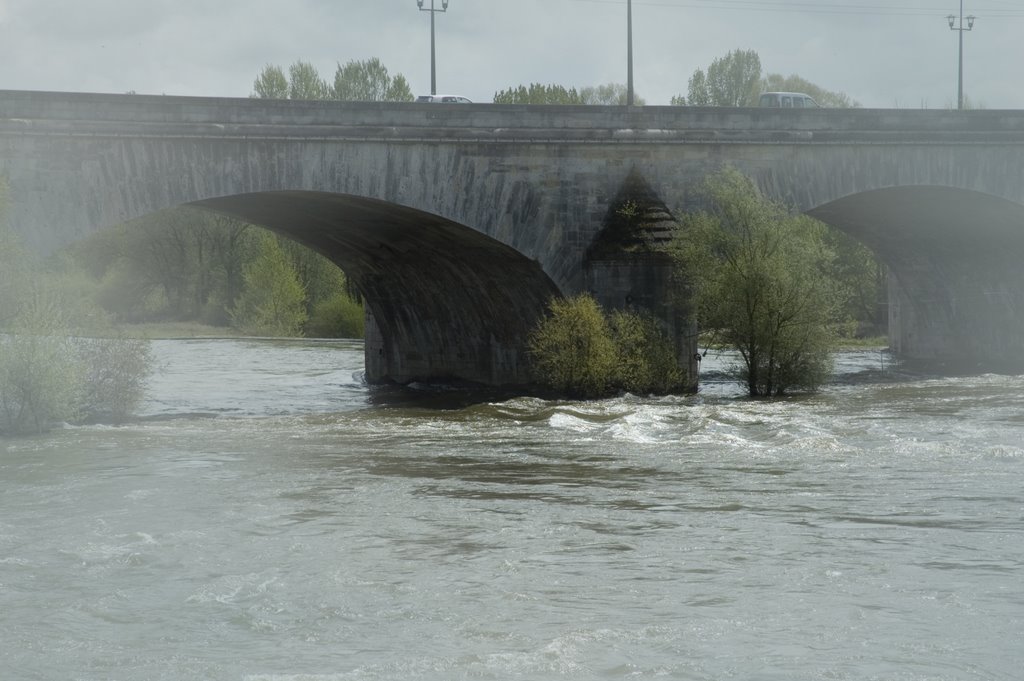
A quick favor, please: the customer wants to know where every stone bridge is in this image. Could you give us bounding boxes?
[2,90,1024,388]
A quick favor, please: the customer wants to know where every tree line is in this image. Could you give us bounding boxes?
[671,48,859,107]
[253,58,414,101]
[62,208,364,339]
[252,49,858,110]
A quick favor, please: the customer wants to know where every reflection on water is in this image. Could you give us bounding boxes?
[2,338,1022,680]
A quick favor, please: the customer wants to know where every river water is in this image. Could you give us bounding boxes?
[2,338,1022,680]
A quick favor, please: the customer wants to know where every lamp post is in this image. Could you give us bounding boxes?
[626,0,634,105]
[417,0,449,96]
[947,1,975,110]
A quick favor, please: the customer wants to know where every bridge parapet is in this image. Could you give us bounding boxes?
[4,89,1024,146]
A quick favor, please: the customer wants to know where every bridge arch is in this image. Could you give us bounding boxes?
[191,191,561,387]
[655,137,1024,371]
[805,186,1024,367]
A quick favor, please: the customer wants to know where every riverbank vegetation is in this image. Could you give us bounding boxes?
[1,179,154,435]
[60,208,364,340]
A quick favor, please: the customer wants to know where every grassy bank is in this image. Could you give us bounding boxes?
[106,322,246,340]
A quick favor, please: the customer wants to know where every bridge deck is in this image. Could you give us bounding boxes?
[3,89,1024,146]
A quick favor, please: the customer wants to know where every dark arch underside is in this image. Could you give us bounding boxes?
[193,191,561,387]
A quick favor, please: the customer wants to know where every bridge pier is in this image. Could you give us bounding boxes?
[584,169,699,392]
[888,265,1024,373]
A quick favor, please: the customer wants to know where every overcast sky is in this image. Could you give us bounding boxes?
[2,0,1023,109]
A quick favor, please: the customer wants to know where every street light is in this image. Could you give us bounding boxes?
[947,1,976,110]
[417,0,449,96]
[626,0,634,105]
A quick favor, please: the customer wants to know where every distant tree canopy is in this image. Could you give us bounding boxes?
[580,83,645,106]
[252,58,413,102]
[332,58,414,102]
[494,83,585,105]
[672,49,857,108]
[683,49,762,107]
[252,65,289,99]
[494,82,644,105]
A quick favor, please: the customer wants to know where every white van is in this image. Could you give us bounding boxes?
[758,92,818,108]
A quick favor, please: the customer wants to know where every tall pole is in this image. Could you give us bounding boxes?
[958,8,963,109]
[947,1,975,110]
[626,0,634,105]
[418,0,449,96]
[430,4,437,95]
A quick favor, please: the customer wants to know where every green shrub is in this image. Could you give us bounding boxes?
[0,199,154,434]
[73,336,153,423]
[528,294,618,398]
[528,295,686,398]
[0,332,84,435]
[609,310,684,394]
[305,292,365,338]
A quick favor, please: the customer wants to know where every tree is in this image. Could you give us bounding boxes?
[493,83,584,104]
[492,82,643,105]
[761,73,859,108]
[332,58,413,101]
[681,49,762,106]
[685,69,711,106]
[252,64,289,99]
[706,49,762,106]
[231,233,308,336]
[672,168,845,396]
[288,60,330,100]
[274,234,363,335]
[579,83,645,106]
